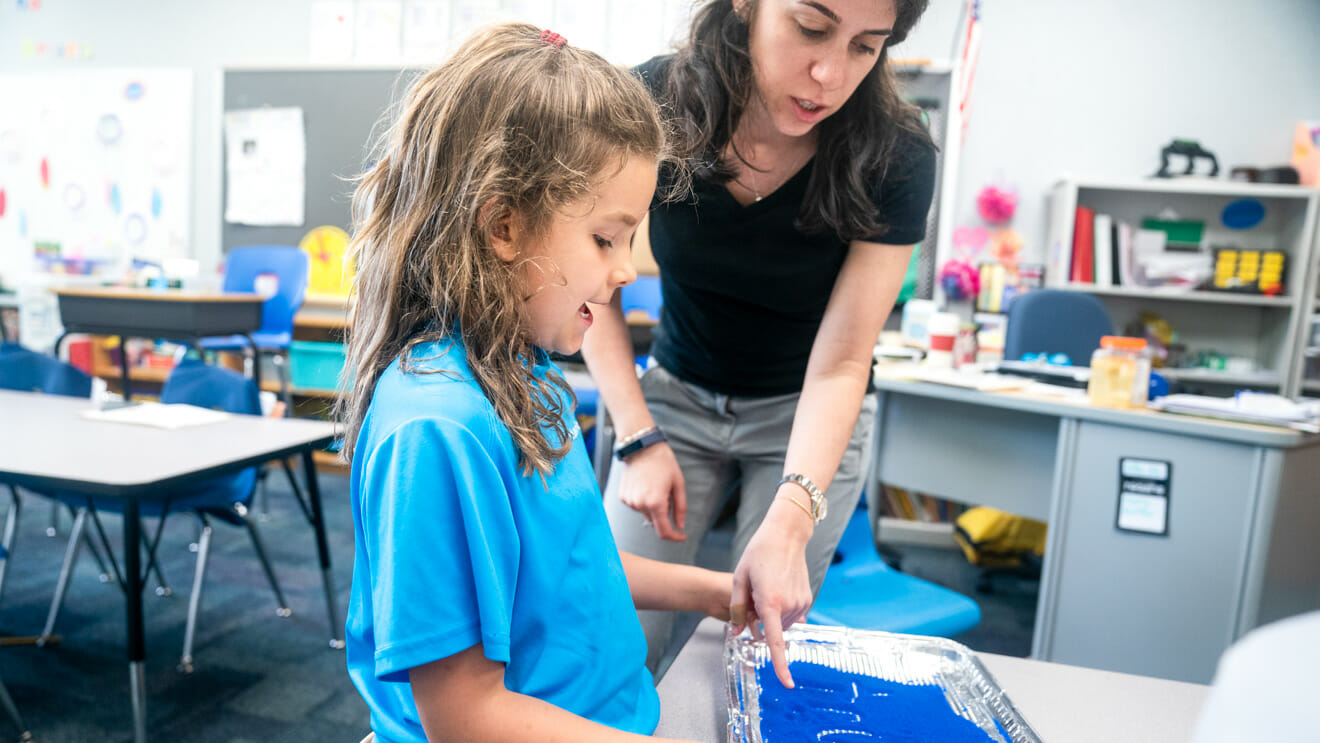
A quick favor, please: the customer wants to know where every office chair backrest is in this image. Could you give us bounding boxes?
[620,275,662,322]
[223,246,310,338]
[1004,289,1114,365]
[0,342,93,397]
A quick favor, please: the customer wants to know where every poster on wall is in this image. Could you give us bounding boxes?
[223,106,307,227]
[0,69,192,281]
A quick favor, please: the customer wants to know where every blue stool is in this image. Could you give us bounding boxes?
[808,507,981,637]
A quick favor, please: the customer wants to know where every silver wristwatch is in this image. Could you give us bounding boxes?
[778,473,827,524]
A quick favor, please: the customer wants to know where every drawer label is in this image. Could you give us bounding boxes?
[1116,457,1170,536]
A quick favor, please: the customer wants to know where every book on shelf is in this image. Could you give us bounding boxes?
[1093,213,1114,287]
[879,485,964,524]
[1070,205,1095,284]
[1116,220,1133,286]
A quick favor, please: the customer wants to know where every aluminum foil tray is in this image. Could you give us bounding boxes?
[725,624,1042,743]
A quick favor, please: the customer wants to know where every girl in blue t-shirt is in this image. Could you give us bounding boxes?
[337,23,728,743]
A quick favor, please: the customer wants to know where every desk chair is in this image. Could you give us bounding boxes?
[620,275,662,325]
[0,343,118,605]
[807,505,981,637]
[1003,289,1114,365]
[38,359,301,673]
[198,245,309,409]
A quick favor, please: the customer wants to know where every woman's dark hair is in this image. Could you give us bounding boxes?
[666,0,933,241]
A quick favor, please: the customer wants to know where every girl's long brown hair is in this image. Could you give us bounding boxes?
[338,23,681,475]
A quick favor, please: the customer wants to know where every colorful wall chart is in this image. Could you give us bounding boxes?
[0,69,192,279]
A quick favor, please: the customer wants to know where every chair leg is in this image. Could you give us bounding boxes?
[273,350,293,414]
[81,526,114,583]
[141,518,172,597]
[236,503,291,617]
[0,487,20,606]
[0,672,32,742]
[46,499,60,537]
[39,507,87,647]
[179,519,212,675]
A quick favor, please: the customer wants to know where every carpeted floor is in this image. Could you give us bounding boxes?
[0,472,368,743]
[0,472,1036,742]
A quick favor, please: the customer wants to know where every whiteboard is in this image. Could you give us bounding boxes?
[0,69,193,280]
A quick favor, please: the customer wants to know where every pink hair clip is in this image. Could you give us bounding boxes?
[539,29,567,48]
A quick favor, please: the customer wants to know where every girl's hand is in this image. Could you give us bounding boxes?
[729,504,814,689]
[617,443,688,541]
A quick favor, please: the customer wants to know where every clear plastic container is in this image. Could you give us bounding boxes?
[1088,336,1151,409]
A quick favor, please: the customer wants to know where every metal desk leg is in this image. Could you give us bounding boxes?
[123,497,147,743]
[301,449,344,649]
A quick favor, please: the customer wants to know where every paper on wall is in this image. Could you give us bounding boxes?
[310,0,355,62]
[402,0,452,62]
[224,107,306,227]
[356,0,403,62]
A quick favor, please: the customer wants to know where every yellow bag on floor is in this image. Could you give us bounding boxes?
[954,506,1047,568]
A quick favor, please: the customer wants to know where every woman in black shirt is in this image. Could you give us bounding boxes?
[582,0,935,685]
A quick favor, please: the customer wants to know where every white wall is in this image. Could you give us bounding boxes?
[0,0,693,279]
[3,0,1319,277]
[892,0,1320,266]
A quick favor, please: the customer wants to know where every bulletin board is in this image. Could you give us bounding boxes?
[0,69,193,278]
[221,67,422,252]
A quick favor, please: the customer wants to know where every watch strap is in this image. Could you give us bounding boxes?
[614,426,668,461]
[778,473,827,523]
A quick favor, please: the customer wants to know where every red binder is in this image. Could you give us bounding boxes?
[1070,205,1095,284]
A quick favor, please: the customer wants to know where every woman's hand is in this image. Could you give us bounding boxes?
[729,500,814,689]
[617,442,688,541]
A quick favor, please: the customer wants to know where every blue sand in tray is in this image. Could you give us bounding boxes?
[756,661,1003,742]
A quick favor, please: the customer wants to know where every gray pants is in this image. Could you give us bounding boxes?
[605,365,877,671]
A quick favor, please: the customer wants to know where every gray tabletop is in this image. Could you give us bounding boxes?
[0,389,337,496]
[656,618,1210,743]
[872,376,1318,448]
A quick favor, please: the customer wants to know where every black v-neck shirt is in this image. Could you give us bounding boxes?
[636,55,936,397]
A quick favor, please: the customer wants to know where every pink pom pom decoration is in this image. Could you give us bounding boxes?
[938,258,981,301]
[976,185,1017,224]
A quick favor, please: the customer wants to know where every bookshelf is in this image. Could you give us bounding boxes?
[1046,178,1320,397]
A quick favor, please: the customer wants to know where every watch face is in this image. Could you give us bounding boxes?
[817,495,828,522]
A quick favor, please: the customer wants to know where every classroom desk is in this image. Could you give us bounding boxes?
[51,287,265,399]
[866,375,1320,684]
[0,389,338,743]
[655,618,1210,743]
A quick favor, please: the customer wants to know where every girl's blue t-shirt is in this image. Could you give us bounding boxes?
[345,338,658,743]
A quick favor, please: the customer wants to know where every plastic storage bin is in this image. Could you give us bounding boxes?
[290,340,346,391]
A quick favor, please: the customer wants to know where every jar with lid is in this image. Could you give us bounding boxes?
[1087,336,1151,409]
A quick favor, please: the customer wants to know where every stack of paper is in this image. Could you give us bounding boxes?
[81,402,232,430]
[1151,393,1320,432]
[874,363,1029,391]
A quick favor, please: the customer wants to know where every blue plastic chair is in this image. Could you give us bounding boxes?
[198,245,309,404]
[0,341,93,397]
[1003,289,1114,365]
[808,506,981,637]
[0,342,97,607]
[39,359,294,673]
[620,275,662,323]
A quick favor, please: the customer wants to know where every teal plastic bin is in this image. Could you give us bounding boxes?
[290,340,346,391]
